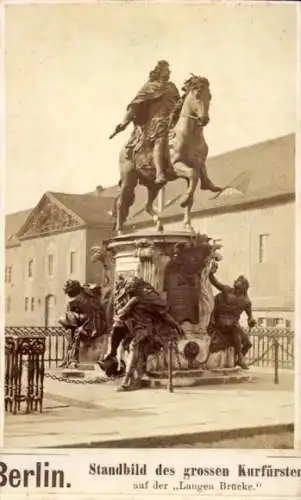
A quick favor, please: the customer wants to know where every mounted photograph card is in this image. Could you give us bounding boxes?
[0,0,300,498]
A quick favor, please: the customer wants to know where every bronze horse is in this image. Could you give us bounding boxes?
[113,76,223,234]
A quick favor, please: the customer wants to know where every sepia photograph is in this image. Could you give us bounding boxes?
[3,1,298,452]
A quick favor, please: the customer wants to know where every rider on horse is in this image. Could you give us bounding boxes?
[110,60,180,186]
[110,64,225,233]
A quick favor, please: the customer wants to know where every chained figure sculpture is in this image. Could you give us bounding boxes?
[59,279,107,368]
[207,261,256,369]
[99,275,184,391]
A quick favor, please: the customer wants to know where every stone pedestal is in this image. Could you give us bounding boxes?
[78,336,108,365]
[106,231,240,378]
[107,231,193,293]
[61,335,109,380]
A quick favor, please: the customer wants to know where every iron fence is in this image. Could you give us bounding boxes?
[245,327,294,369]
[5,326,294,370]
[5,334,46,414]
[5,327,67,369]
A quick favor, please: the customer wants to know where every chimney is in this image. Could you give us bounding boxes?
[96,185,104,195]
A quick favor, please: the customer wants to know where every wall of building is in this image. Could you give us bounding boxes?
[5,245,24,326]
[5,229,87,327]
[134,200,295,327]
[85,226,114,285]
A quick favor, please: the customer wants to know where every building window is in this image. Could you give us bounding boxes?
[25,297,29,312]
[266,318,282,328]
[47,254,54,276]
[31,297,35,312]
[265,318,273,327]
[5,266,12,283]
[258,233,270,263]
[28,259,34,278]
[273,318,283,327]
[69,251,76,274]
[6,296,11,314]
[257,317,289,329]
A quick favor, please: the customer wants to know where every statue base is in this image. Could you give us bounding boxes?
[61,363,108,383]
[106,231,241,375]
[102,367,252,389]
[59,334,109,373]
[146,368,252,388]
[60,365,252,387]
[78,336,108,364]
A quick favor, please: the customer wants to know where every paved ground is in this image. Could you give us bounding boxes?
[4,369,294,449]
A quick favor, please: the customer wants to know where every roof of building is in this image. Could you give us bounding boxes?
[5,133,295,245]
[49,192,115,226]
[5,192,115,246]
[5,209,32,247]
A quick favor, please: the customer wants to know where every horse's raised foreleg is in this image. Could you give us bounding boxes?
[173,161,198,232]
[173,161,197,209]
[183,183,197,233]
[145,185,163,232]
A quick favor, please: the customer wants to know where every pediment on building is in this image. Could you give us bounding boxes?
[17,193,84,239]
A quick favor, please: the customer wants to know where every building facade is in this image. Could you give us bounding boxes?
[5,134,295,328]
[5,191,114,326]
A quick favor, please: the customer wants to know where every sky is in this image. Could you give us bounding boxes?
[5,1,298,214]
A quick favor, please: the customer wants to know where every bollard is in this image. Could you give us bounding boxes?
[273,337,279,385]
[168,339,174,393]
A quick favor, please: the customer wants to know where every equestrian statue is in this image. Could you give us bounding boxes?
[110,60,225,234]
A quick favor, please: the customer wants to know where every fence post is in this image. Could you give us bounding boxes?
[273,337,279,385]
[168,339,174,393]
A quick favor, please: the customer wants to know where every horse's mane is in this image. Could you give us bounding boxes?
[169,75,209,129]
[169,95,186,128]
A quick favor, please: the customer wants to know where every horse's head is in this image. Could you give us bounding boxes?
[183,75,211,127]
